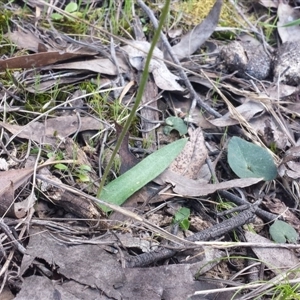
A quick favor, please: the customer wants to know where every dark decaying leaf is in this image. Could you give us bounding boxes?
[0,52,94,71]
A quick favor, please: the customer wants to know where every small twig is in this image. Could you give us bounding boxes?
[0,221,26,254]
[218,190,281,222]
[137,0,221,118]
[126,203,259,267]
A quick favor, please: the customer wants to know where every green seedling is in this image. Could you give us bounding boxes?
[51,2,82,21]
[163,116,188,136]
[173,207,190,231]
[53,162,91,183]
[270,220,298,244]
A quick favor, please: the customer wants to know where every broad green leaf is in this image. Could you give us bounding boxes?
[77,173,90,182]
[54,163,68,171]
[98,138,187,212]
[163,117,188,136]
[227,137,277,181]
[51,13,63,21]
[180,219,190,231]
[174,207,190,231]
[65,2,78,13]
[174,207,190,223]
[270,220,298,243]
[79,164,91,172]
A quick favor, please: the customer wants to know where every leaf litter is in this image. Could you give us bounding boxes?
[2,0,300,299]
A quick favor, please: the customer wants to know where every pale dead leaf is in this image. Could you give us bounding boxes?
[266,83,299,99]
[20,229,125,299]
[6,27,47,52]
[169,127,207,179]
[209,101,265,127]
[23,72,93,93]
[0,168,35,218]
[122,41,184,91]
[0,158,8,171]
[259,0,278,8]
[168,0,222,60]
[167,28,183,39]
[52,57,129,75]
[159,169,262,197]
[245,231,299,276]
[280,161,300,179]
[277,2,300,43]
[0,115,103,144]
[155,128,208,185]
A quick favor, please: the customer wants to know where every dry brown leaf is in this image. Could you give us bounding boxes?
[266,83,299,99]
[245,231,299,276]
[0,115,103,144]
[0,52,95,71]
[168,128,207,179]
[7,27,47,53]
[23,72,93,93]
[154,128,262,197]
[0,168,35,218]
[20,228,125,299]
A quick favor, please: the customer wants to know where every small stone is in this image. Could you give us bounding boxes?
[273,41,300,86]
[219,38,272,80]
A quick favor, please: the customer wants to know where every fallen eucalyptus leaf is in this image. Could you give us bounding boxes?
[99,138,188,212]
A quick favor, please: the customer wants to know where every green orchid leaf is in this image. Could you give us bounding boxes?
[163,117,188,136]
[270,220,298,243]
[227,137,277,181]
[65,2,78,13]
[98,138,188,212]
[51,13,63,21]
[174,207,190,231]
[54,163,68,171]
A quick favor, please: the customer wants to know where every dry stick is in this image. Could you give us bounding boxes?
[137,0,221,118]
[0,221,26,254]
[218,190,281,222]
[126,204,258,267]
